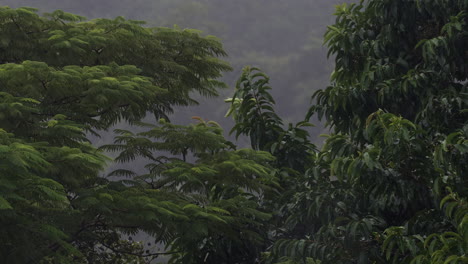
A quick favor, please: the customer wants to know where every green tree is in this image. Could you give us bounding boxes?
[226,66,316,172]
[0,7,239,263]
[102,118,278,263]
[262,0,467,263]
[3,1,467,263]
[225,67,319,263]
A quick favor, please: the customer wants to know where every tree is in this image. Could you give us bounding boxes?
[226,66,316,172]
[261,1,467,263]
[102,118,278,263]
[0,6,240,263]
[2,1,467,263]
[225,67,319,263]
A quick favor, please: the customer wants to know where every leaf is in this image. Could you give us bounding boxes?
[0,197,13,210]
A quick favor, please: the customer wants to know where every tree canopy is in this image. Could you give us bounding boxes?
[0,1,467,263]
[265,1,468,263]
[0,6,248,263]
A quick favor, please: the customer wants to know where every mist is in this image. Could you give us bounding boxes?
[2,0,343,144]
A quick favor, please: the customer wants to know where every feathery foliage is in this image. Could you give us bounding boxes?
[0,6,232,263]
[103,118,278,263]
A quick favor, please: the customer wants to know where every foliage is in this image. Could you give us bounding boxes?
[0,7,233,263]
[265,1,467,264]
[2,1,468,263]
[102,118,278,263]
[226,66,316,172]
[0,6,230,123]
[225,66,283,151]
[225,67,323,264]
[381,189,467,264]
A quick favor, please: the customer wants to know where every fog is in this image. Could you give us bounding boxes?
[2,0,343,145]
[1,1,348,262]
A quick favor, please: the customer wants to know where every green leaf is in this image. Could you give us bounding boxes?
[0,197,13,210]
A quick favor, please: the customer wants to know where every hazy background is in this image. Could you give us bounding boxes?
[1,0,343,145]
[1,1,345,261]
